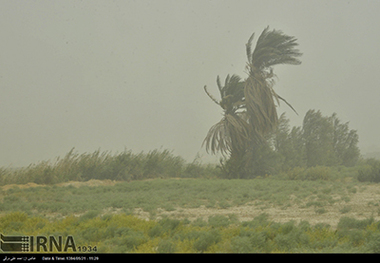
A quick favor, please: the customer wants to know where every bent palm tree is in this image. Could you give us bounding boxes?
[244,26,301,144]
[203,27,302,178]
[203,75,248,156]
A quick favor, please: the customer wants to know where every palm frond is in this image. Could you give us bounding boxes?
[277,94,298,115]
[202,117,231,156]
[203,85,220,106]
[224,74,231,91]
[246,32,255,64]
[216,75,223,97]
[203,26,302,161]
[249,26,302,70]
[202,113,250,157]
[243,26,302,141]
[244,76,278,144]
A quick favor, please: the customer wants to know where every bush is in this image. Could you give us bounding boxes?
[287,167,306,180]
[366,232,380,253]
[78,210,100,222]
[148,218,181,238]
[235,230,267,252]
[208,215,230,228]
[230,236,253,253]
[193,230,221,252]
[0,148,220,186]
[274,233,297,251]
[305,166,330,181]
[287,166,331,181]
[157,239,177,253]
[358,159,380,183]
[3,212,380,252]
[241,213,271,228]
[337,216,375,230]
[122,232,147,251]
[81,227,102,242]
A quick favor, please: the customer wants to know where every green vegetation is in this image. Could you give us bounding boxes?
[0,148,218,186]
[0,143,364,188]
[0,26,377,253]
[2,211,380,253]
[0,177,362,218]
[358,158,380,183]
[0,151,379,253]
[203,27,302,179]
[218,109,361,178]
[202,28,360,179]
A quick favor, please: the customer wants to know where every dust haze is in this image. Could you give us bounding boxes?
[1,0,380,167]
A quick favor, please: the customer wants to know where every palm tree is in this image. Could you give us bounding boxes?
[203,27,302,178]
[203,75,250,178]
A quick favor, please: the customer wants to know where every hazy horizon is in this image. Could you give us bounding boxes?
[1,0,380,167]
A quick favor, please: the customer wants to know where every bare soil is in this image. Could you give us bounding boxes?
[1,179,118,191]
[136,184,380,229]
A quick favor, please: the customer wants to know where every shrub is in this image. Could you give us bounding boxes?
[366,232,380,253]
[358,159,380,183]
[78,210,100,222]
[339,206,352,214]
[287,166,331,181]
[235,230,267,252]
[241,213,270,228]
[102,225,118,239]
[337,216,375,230]
[192,218,207,228]
[182,163,204,178]
[305,166,330,181]
[230,236,253,253]
[157,239,177,253]
[208,215,230,228]
[274,233,297,251]
[148,218,181,238]
[315,208,327,214]
[193,230,221,252]
[0,148,221,186]
[347,229,365,247]
[81,227,102,242]
[0,212,28,231]
[287,167,306,180]
[119,231,147,251]
[159,218,181,233]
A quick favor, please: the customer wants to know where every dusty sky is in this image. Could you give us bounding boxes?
[1,0,380,167]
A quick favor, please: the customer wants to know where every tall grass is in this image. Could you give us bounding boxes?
[0,147,367,187]
[0,148,218,186]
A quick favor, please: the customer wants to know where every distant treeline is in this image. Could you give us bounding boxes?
[239,109,361,177]
[2,109,380,185]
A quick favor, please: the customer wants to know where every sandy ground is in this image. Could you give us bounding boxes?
[1,179,118,191]
[134,184,380,229]
[2,179,380,229]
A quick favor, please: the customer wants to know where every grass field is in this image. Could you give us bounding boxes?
[1,149,380,252]
[2,176,380,252]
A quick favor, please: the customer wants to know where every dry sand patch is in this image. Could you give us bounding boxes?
[134,184,380,229]
[1,179,119,191]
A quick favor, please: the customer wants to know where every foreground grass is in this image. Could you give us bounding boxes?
[0,163,376,253]
[2,211,380,253]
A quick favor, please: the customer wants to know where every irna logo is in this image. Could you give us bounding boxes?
[0,234,76,252]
